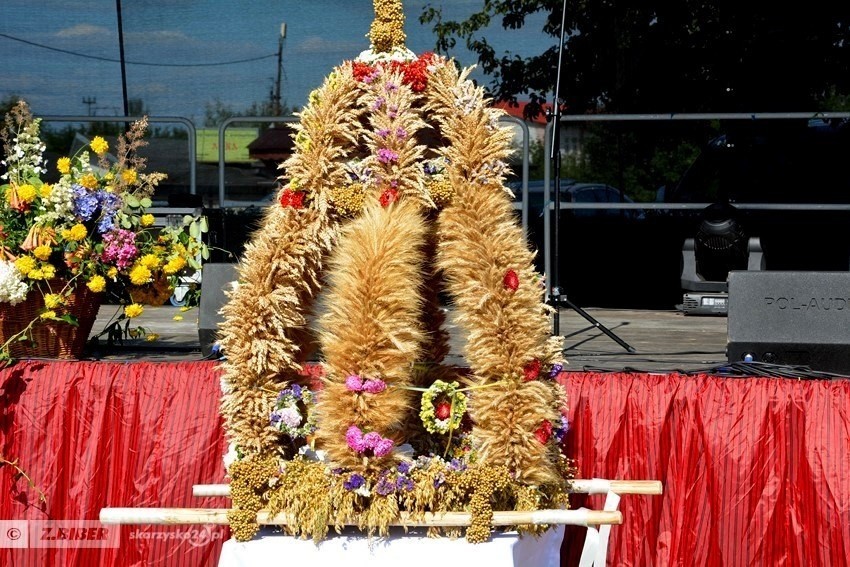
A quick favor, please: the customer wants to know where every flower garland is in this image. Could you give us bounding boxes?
[419,380,467,435]
[270,384,317,439]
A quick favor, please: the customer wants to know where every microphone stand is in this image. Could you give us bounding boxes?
[548,0,635,353]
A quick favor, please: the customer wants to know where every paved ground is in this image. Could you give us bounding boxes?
[88,303,729,373]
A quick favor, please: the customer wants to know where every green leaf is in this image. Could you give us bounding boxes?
[121,218,132,229]
[201,244,210,260]
[125,195,140,208]
[199,216,209,232]
[140,197,152,208]
[57,314,79,327]
[189,222,201,240]
[183,215,194,225]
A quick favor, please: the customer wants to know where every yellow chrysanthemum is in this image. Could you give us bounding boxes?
[28,268,44,280]
[140,214,155,227]
[57,157,71,175]
[16,184,37,203]
[80,173,98,189]
[61,223,88,242]
[14,256,36,275]
[121,169,138,185]
[41,264,56,279]
[105,171,115,181]
[129,264,152,285]
[40,310,57,320]
[124,303,144,318]
[145,333,160,342]
[91,136,109,155]
[87,275,106,293]
[44,293,63,309]
[163,256,187,275]
[33,245,52,261]
[107,267,118,279]
[39,183,53,198]
[139,254,161,270]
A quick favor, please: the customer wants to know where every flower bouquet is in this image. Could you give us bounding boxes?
[0,100,207,361]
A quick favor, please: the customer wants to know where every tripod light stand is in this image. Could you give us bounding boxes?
[548,0,635,353]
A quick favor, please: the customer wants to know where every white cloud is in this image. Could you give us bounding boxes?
[297,36,364,54]
[56,24,112,38]
[125,30,193,44]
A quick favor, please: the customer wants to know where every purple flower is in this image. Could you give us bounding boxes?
[377,148,399,164]
[385,82,398,92]
[554,415,571,443]
[270,411,282,425]
[448,458,467,472]
[423,163,438,175]
[376,128,391,139]
[372,96,385,111]
[343,474,365,491]
[549,363,564,377]
[397,462,411,475]
[396,127,407,139]
[396,476,414,492]
[345,375,364,391]
[362,379,386,394]
[433,476,445,488]
[331,468,343,475]
[375,476,396,496]
[290,384,303,398]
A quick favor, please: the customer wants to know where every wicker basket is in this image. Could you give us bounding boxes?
[0,279,102,359]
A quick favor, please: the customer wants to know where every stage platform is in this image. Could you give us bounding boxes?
[89,304,729,373]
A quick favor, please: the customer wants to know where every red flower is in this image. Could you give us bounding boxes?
[503,269,519,292]
[523,359,541,382]
[380,188,399,207]
[435,401,452,420]
[279,189,305,209]
[352,62,374,82]
[534,420,553,444]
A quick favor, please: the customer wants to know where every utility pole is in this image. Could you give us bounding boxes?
[273,22,286,116]
[83,97,97,116]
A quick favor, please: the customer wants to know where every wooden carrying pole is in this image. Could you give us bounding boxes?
[100,508,622,528]
[191,479,663,498]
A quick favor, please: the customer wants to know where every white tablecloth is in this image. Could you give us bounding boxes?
[218,525,565,567]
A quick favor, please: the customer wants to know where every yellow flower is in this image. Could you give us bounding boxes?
[124,303,144,318]
[41,264,56,279]
[14,256,36,275]
[39,183,53,198]
[16,184,37,203]
[61,223,88,242]
[172,315,184,321]
[107,267,118,279]
[44,293,63,309]
[87,275,106,293]
[140,214,155,227]
[163,256,187,275]
[80,173,98,189]
[121,169,138,185]
[145,333,160,342]
[91,136,109,155]
[129,264,152,285]
[57,157,71,175]
[33,245,52,261]
[179,306,191,312]
[28,268,44,280]
[139,254,160,270]
[40,310,57,320]
[104,171,115,181]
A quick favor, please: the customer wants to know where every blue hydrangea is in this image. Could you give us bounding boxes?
[343,474,365,491]
[375,476,395,496]
[395,476,414,492]
[72,184,99,221]
[397,461,411,475]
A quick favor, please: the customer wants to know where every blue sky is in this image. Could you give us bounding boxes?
[0,1,551,123]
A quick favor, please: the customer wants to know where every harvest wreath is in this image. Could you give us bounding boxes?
[217,0,575,544]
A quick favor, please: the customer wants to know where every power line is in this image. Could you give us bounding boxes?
[0,32,276,67]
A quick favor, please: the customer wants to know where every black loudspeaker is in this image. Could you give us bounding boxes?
[198,263,239,357]
[727,271,850,374]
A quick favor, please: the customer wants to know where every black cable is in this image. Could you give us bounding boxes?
[0,33,276,67]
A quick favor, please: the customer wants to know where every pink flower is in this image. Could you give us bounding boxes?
[377,148,399,164]
[345,374,364,391]
[374,438,394,457]
[363,432,382,447]
[362,379,386,394]
[346,425,365,452]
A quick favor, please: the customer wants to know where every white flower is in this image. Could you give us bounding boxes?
[223,443,240,471]
[0,261,29,305]
[278,406,303,428]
